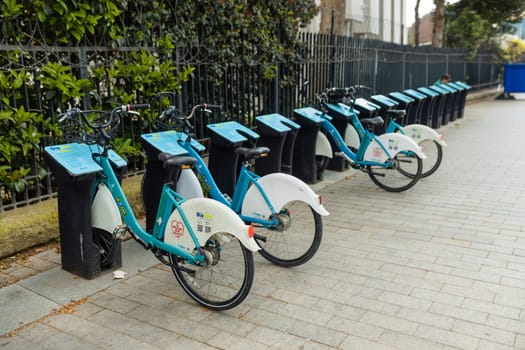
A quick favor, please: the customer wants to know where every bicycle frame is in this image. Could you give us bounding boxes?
[385,118,447,146]
[91,145,206,264]
[176,134,281,227]
[385,118,404,134]
[318,109,396,168]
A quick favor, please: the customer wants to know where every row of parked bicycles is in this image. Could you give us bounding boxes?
[45,85,447,310]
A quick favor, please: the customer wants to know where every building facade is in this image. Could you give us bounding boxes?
[303,0,408,44]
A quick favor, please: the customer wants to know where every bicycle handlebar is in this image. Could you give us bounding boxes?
[158,103,221,122]
[57,104,150,145]
[316,85,372,106]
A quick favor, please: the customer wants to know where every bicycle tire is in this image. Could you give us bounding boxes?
[316,155,330,180]
[255,201,323,267]
[367,153,423,192]
[419,139,443,178]
[92,227,118,268]
[169,234,254,311]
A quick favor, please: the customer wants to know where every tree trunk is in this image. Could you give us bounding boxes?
[432,0,445,48]
[414,0,421,46]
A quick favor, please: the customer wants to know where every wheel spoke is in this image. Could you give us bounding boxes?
[255,201,322,267]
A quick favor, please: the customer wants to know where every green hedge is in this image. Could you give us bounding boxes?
[0,0,317,202]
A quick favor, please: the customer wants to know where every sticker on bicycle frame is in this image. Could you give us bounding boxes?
[373,147,383,159]
[196,211,213,233]
[387,138,399,151]
[409,128,421,139]
[171,219,185,238]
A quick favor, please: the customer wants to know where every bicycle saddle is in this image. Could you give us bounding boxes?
[158,152,197,169]
[360,116,384,127]
[235,146,270,161]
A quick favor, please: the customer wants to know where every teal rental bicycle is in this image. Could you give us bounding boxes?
[301,88,427,192]
[337,87,447,177]
[51,105,260,310]
[141,98,329,267]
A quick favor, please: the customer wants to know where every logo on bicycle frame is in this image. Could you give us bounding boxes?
[373,147,383,159]
[171,219,184,238]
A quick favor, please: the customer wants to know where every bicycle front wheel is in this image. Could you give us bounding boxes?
[92,228,118,269]
[419,139,443,178]
[367,153,423,192]
[169,234,254,311]
[255,200,323,267]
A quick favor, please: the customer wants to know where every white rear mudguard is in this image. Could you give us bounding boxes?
[402,124,447,147]
[176,169,204,199]
[91,183,122,234]
[163,198,260,253]
[316,131,333,158]
[344,123,361,150]
[364,133,427,163]
[241,173,329,219]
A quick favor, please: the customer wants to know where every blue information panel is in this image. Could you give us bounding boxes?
[207,121,260,143]
[453,81,472,90]
[354,97,380,111]
[428,85,450,95]
[371,94,398,107]
[44,143,102,176]
[325,102,359,118]
[389,92,415,103]
[404,89,427,100]
[256,113,300,133]
[417,87,439,97]
[86,145,127,168]
[293,107,331,123]
[141,130,205,154]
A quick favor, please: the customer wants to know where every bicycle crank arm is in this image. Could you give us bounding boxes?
[361,168,386,177]
[153,248,197,277]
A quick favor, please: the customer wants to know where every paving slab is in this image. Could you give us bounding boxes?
[1,239,158,335]
[0,284,58,335]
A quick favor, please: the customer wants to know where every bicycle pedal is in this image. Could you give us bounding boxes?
[112,225,129,239]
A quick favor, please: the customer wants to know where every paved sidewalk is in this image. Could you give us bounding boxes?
[4,89,525,349]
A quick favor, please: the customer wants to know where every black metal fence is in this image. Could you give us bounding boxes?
[0,33,500,211]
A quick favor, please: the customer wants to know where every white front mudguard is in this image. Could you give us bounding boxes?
[344,123,361,150]
[402,124,447,147]
[241,173,329,219]
[176,168,204,199]
[364,133,427,163]
[91,183,122,234]
[316,131,333,158]
[163,198,260,253]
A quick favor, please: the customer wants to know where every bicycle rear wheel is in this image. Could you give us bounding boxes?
[169,234,254,311]
[254,200,323,267]
[367,153,422,192]
[419,139,443,177]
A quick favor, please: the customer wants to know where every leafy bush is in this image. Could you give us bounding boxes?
[0,0,318,202]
